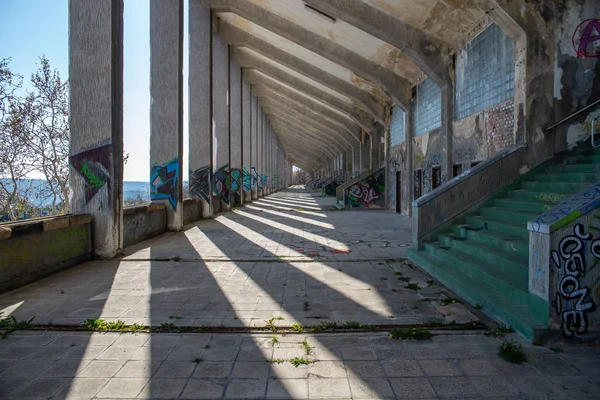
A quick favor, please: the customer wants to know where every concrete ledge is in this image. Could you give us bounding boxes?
[123,203,167,248]
[412,144,527,246]
[0,214,92,293]
[528,181,600,234]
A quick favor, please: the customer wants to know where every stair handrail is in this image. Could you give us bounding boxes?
[545,99,600,131]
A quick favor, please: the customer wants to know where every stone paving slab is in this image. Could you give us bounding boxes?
[1,330,599,399]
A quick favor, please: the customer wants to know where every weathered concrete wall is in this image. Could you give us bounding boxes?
[388,141,409,214]
[123,204,166,248]
[183,198,203,225]
[553,1,600,151]
[0,215,92,293]
[413,128,443,196]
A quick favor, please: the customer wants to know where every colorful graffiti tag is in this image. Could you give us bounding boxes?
[242,167,252,191]
[150,158,179,210]
[346,169,385,208]
[572,18,600,58]
[213,165,230,204]
[189,165,211,202]
[69,144,112,204]
[551,223,600,338]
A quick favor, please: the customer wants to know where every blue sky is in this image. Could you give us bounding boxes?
[0,0,189,182]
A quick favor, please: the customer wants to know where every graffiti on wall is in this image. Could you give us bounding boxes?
[150,158,179,210]
[242,167,252,191]
[573,18,600,58]
[551,223,600,337]
[251,167,260,189]
[529,182,600,233]
[189,165,211,203]
[213,164,230,204]
[346,169,385,208]
[261,174,268,189]
[70,144,112,204]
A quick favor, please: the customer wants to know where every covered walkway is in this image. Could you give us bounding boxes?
[2,188,599,399]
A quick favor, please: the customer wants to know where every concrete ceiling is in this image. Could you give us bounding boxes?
[201,0,494,170]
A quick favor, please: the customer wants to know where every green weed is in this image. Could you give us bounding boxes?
[389,327,432,341]
[441,297,460,306]
[292,323,304,333]
[299,339,312,355]
[342,320,362,329]
[289,357,314,367]
[0,316,35,339]
[404,283,421,290]
[498,341,526,364]
[485,325,515,338]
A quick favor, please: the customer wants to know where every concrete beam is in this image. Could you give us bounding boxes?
[203,0,410,108]
[270,121,342,158]
[254,85,361,142]
[244,69,375,133]
[256,91,358,143]
[219,21,385,121]
[303,0,451,87]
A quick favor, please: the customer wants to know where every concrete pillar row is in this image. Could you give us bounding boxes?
[229,56,242,206]
[189,0,212,217]
[251,94,258,200]
[242,81,252,202]
[150,0,184,231]
[69,0,124,258]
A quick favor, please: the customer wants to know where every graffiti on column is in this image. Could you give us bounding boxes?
[573,18,600,58]
[261,174,268,189]
[272,175,278,186]
[213,165,230,204]
[345,169,385,208]
[150,157,179,210]
[189,165,211,203]
[242,167,252,191]
[229,168,242,204]
[69,144,112,204]
[551,223,599,337]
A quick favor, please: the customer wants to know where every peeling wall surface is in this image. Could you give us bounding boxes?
[548,212,600,339]
[412,128,443,198]
[553,0,600,150]
[0,216,92,293]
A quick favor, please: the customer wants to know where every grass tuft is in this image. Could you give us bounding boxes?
[404,283,421,291]
[485,325,515,338]
[0,316,35,339]
[498,341,526,364]
[292,323,304,333]
[440,297,460,306]
[289,357,314,367]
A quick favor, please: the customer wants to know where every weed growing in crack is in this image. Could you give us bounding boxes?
[169,315,184,320]
[289,357,314,367]
[306,315,329,319]
[389,327,432,341]
[303,301,311,311]
[498,341,526,364]
[271,335,279,345]
[204,344,211,349]
[342,320,362,329]
[271,358,286,364]
[426,279,436,287]
[299,339,312,355]
[265,317,283,332]
[485,325,515,338]
[441,297,460,306]
[292,323,304,333]
[0,316,35,339]
[397,276,411,282]
[404,283,420,291]
[129,323,147,332]
[193,357,204,363]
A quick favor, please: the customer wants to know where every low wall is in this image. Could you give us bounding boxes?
[183,198,203,225]
[336,167,385,209]
[0,214,92,293]
[123,203,166,248]
[412,144,527,247]
[528,182,600,340]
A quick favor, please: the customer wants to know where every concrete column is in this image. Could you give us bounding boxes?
[251,95,258,200]
[188,0,212,217]
[441,85,454,184]
[406,102,414,216]
[212,32,230,211]
[229,57,242,205]
[352,145,360,177]
[242,81,252,202]
[69,0,124,258]
[150,0,184,231]
[257,107,263,197]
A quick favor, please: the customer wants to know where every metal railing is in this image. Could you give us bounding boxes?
[546,99,600,131]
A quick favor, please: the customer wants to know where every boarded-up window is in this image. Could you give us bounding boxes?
[390,105,406,147]
[453,164,463,177]
[432,166,441,189]
[414,169,422,199]
[455,24,514,120]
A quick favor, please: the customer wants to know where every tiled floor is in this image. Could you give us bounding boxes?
[1,187,599,399]
[1,330,599,399]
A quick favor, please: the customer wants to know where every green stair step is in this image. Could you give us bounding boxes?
[436,233,528,272]
[493,198,553,214]
[422,241,529,301]
[578,147,600,156]
[507,190,573,203]
[480,207,538,225]
[521,181,590,193]
[564,155,600,164]
[466,215,529,240]
[453,225,529,258]
[533,172,600,183]
[548,163,600,173]
[407,249,548,341]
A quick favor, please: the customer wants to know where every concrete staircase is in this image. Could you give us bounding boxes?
[408,144,600,340]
